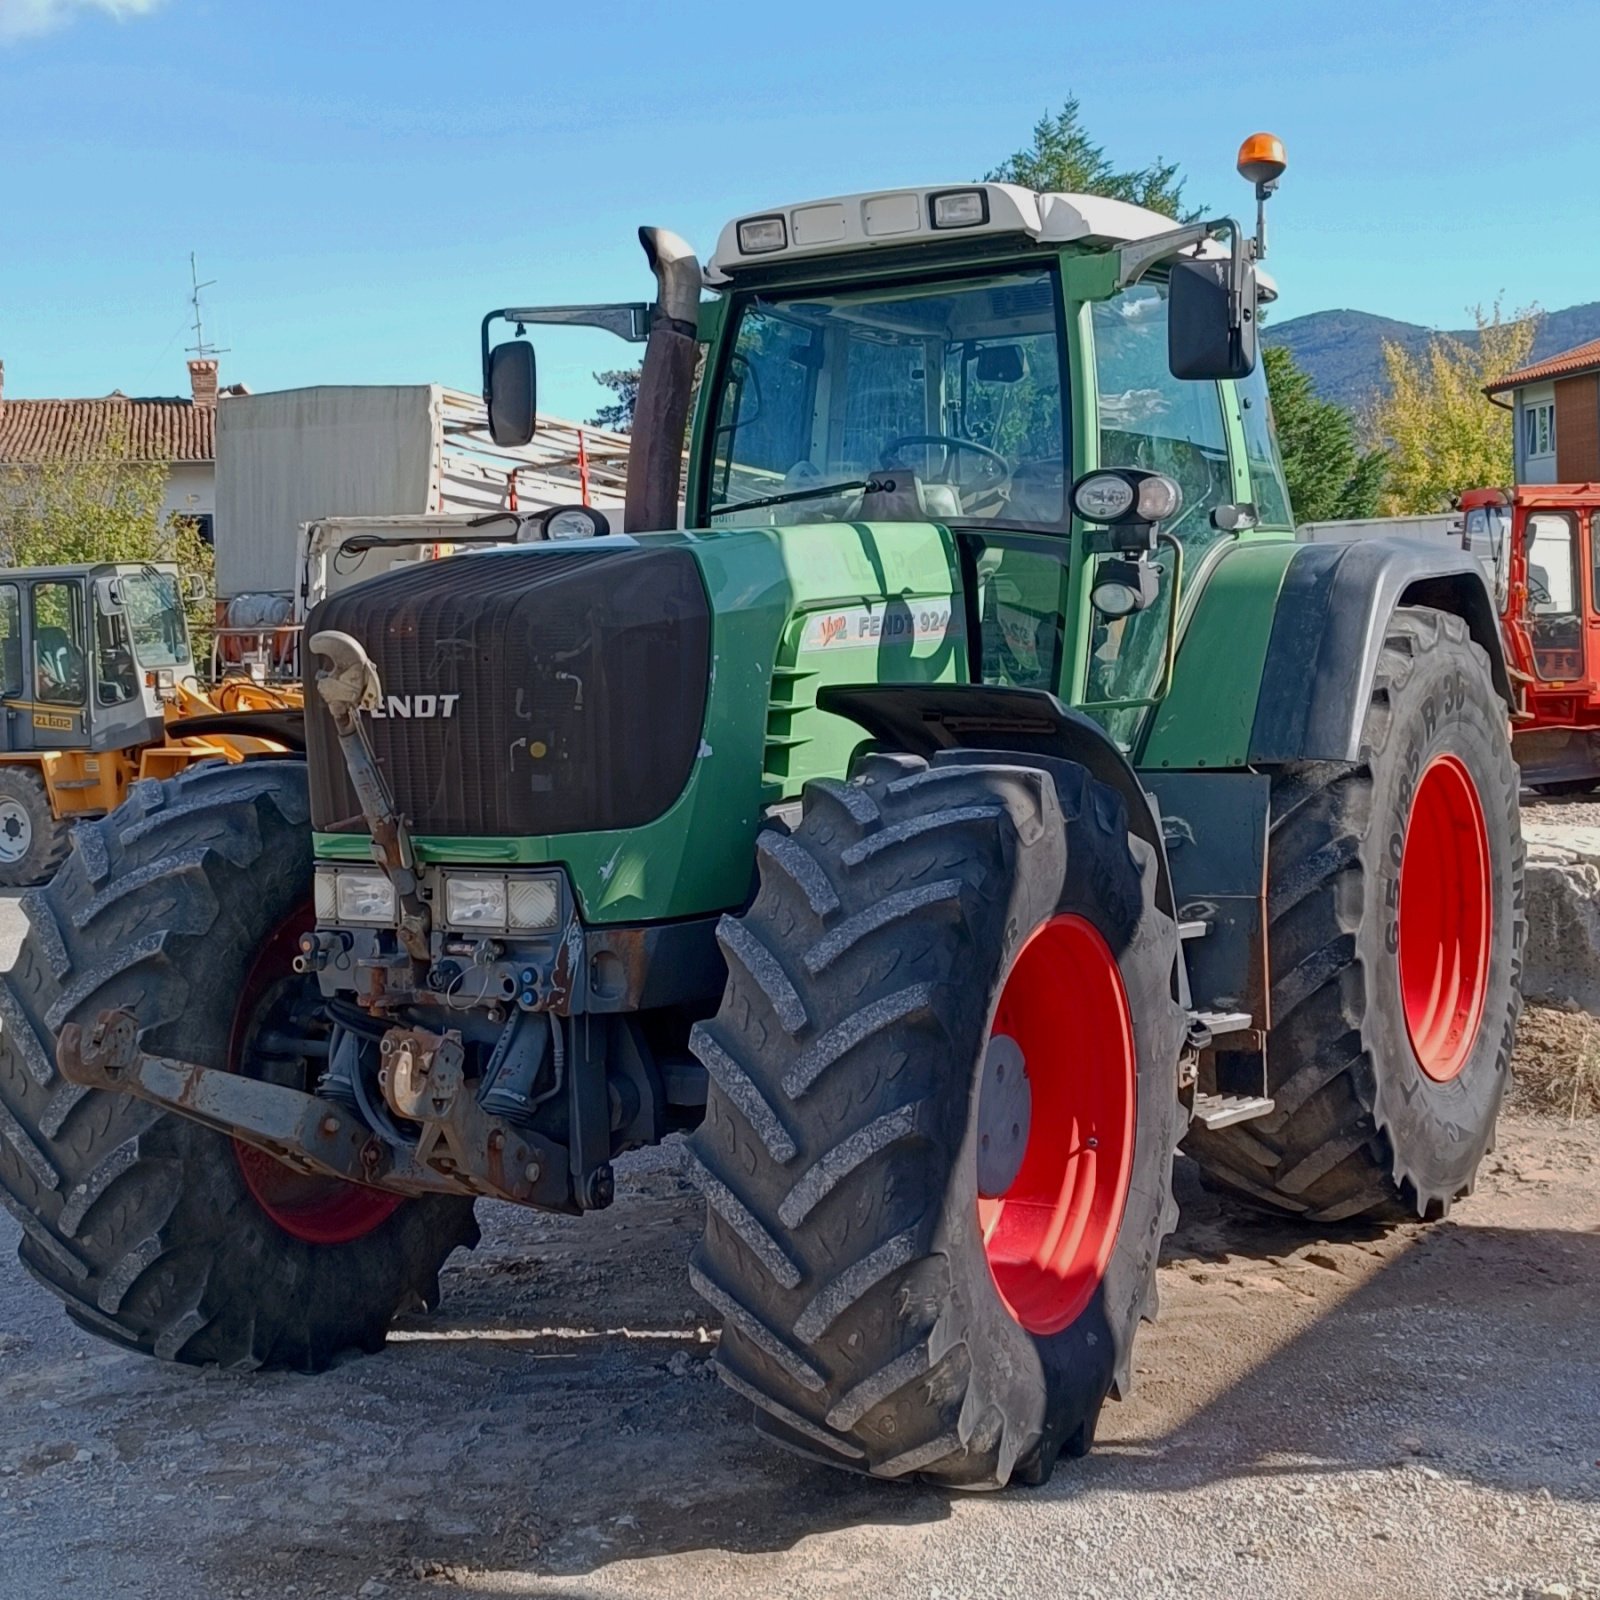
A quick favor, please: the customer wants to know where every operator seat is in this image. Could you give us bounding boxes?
[859,467,963,522]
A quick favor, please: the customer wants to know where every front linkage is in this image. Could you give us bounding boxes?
[56,1009,571,1210]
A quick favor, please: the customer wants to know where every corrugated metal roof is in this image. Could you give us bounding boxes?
[0,394,216,464]
[1485,337,1600,395]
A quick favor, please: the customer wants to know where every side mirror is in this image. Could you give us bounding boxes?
[486,339,538,448]
[1168,256,1258,381]
[182,573,208,603]
[975,344,1027,384]
[94,577,123,613]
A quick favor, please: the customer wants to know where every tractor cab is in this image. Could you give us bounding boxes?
[1492,484,1600,789]
[0,562,194,755]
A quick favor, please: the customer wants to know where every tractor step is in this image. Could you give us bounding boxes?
[1191,1008,1252,1036]
[1191,1092,1275,1130]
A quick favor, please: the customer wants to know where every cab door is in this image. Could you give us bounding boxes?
[16,578,92,751]
[1519,510,1586,686]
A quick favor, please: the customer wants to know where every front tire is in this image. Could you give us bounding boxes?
[1186,607,1524,1221]
[686,750,1185,1488]
[0,761,477,1370]
[0,766,72,888]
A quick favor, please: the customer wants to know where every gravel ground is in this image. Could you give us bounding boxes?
[3,867,1599,1600]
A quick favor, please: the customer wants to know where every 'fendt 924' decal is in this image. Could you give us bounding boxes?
[799,602,964,652]
[367,694,461,719]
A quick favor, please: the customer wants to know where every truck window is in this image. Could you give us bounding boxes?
[1526,511,1581,681]
[0,585,20,698]
[31,581,87,706]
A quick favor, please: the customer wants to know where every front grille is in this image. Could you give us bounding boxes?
[305,543,711,839]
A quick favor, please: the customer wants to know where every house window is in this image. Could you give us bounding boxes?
[1524,400,1556,460]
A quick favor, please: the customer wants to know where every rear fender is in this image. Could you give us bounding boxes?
[1249,538,1510,764]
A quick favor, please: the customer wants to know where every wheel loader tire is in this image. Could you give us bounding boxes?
[686,749,1186,1488]
[0,766,72,888]
[1185,607,1524,1223]
[0,760,477,1371]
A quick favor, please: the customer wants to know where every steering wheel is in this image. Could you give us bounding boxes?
[882,434,1011,515]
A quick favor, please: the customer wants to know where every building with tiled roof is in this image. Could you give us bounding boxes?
[1484,338,1600,485]
[0,358,234,537]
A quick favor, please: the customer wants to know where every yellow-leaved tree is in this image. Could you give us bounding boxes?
[1370,304,1539,513]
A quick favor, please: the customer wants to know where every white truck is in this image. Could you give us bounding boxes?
[213,382,627,594]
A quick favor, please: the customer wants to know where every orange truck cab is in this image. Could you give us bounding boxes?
[1484,483,1600,792]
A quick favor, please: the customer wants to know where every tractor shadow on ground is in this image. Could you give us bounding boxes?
[318,1154,1599,1592]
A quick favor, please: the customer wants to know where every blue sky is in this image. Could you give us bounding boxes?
[2,0,1595,422]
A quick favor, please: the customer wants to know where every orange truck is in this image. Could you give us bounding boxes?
[1466,484,1600,792]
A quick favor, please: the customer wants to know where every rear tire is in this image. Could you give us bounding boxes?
[1185,607,1523,1222]
[0,766,72,888]
[0,761,477,1371]
[686,750,1185,1487]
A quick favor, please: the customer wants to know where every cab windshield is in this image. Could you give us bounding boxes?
[705,267,1067,530]
[122,571,191,669]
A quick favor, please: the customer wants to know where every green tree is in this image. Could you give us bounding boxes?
[1263,345,1388,523]
[590,368,641,433]
[985,97,1192,219]
[0,426,215,644]
[1370,303,1539,513]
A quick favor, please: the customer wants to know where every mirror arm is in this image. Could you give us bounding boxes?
[485,303,652,344]
[480,304,652,415]
[1114,215,1249,291]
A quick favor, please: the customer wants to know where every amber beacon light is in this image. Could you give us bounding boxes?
[1236,132,1288,190]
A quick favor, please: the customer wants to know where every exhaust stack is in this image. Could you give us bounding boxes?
[625,228,701,535]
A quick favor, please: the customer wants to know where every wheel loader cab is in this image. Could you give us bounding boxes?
[0,564,190,757]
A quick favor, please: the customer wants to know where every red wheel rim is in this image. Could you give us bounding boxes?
[229,910,402,1245]
[976,915,1136,1336]
[1398,754,1492,1084]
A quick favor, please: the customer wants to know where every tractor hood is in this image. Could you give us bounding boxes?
[304,540,712,840]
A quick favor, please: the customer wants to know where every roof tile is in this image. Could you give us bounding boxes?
[1485,337,1600,395]
[0,396,215,465]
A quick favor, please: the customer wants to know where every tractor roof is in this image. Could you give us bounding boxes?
[706,183,1182,281]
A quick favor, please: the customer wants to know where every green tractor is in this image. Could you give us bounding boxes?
[2,134,1522,1489]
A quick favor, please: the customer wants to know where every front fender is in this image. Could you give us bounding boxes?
[817,681,1174,920]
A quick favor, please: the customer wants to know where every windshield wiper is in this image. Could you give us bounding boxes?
[714,476,885,518]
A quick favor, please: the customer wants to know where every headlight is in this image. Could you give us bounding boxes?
[543,505,611,541]
[1072,472,1137,523]
[736,215,787,255]
[929,189,989,229]
[1071,469,1183,526]
[333,869,398,926]
[440,871,562,934]
[444,875,509,930]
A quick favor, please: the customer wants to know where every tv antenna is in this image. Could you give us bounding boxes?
[186,252,229,360]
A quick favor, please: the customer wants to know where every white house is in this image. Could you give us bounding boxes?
[0,357,233,539]
[1484,337,1600,486]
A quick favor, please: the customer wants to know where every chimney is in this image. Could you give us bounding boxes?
[0,359,6,403]
[187,358,218,408]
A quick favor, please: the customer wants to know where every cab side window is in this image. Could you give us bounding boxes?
[0,586,21,698]
[31,582,87,706]
[1526,511,1581,681]
[1092,280,1233,554]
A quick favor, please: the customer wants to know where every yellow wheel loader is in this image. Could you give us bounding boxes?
[0,562,300,886]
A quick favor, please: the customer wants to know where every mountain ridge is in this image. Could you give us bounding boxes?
[1262,301,1600,410]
